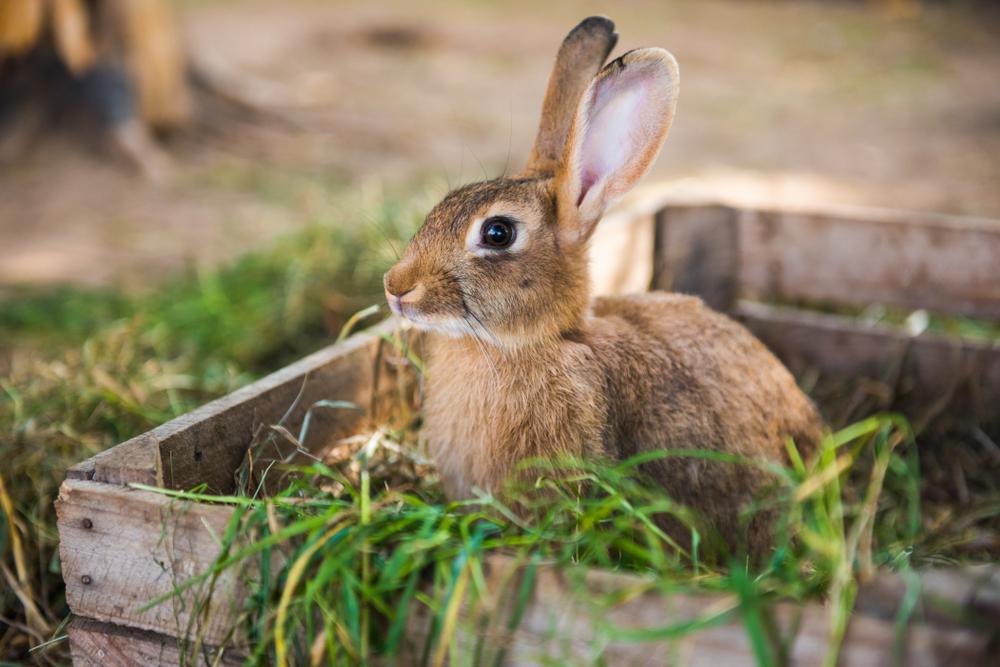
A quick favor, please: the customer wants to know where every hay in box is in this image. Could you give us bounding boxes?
[56,191,1000,665]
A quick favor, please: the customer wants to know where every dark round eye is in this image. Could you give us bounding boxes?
[480,217,516,249]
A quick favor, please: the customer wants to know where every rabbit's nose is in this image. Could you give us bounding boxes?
[383,269,413,300]
[385,285,411,312]
[384,269,424,316]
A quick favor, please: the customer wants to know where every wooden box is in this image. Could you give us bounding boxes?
[56,193,1000,665]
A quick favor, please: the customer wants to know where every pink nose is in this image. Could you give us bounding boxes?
[384,283,416,315]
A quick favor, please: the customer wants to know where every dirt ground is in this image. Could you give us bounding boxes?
[2,0,999,289]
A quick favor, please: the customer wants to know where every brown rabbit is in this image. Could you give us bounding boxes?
[383,17,823,556]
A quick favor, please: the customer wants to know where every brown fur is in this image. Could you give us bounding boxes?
[383,18,823,558]
[525,16,618,178]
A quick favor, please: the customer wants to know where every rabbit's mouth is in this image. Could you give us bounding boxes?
[384,290,472,337]
[393,309,481,339]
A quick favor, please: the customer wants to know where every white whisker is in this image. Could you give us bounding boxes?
[463,313,501,385]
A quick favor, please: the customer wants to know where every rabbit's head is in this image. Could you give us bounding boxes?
[384,17,679,347]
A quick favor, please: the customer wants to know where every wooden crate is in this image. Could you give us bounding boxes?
[648,200,1000,419]
[56,195,1000,665]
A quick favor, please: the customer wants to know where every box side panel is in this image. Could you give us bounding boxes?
[158,318,419,493]
[56,479,247,647]
[407,556,998,666]
[736,208,1000,319]
[68,617,243,667]
[737,301,1000,420]
[66,319,419,494]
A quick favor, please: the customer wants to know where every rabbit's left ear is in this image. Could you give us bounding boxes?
[557,48,679,243]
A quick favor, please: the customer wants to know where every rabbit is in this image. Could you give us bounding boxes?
[383,16,823,557]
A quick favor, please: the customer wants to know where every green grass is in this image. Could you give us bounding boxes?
[0,186,426,664]
[133,413,926,666]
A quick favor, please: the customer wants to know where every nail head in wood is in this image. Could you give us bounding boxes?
[81,575,92,585]
[82,518,93,529]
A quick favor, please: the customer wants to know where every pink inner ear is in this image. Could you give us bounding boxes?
[575,63,659,208]
[578,169,598,206]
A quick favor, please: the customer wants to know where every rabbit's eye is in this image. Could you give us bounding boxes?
[480,217,517,249]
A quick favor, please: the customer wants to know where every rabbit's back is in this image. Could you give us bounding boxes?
[589,292,822,551]
[591,292,822,461]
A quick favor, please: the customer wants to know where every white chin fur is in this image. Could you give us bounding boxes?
[403,315,480,339]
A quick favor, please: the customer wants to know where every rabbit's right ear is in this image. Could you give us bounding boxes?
[556,48,679,244]
[522,16,618,178]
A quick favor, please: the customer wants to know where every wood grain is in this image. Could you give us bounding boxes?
[404,555,1000,667]
[67,317,411,494]
[56,479,245,647]
[736,206,1000,319]
[736,301,1000,420]
[66,433,162,486]
[68,617,243,667]
[652,204,739,311]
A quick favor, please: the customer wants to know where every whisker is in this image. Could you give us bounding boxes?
[468,144,490,182]
[503,96,513,178]
[453,279,502,385]
[323,197,405,260]
[374,222,401,260]
[449,270,504,343]
[466,306,503,349]
[463,313,501,385]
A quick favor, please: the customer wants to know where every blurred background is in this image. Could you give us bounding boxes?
[2,0,999,289]
[1,0,999,663]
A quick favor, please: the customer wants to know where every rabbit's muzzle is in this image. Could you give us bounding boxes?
[383,258,465,331]
[384,282,423,318]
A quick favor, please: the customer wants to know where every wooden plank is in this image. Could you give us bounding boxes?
[67,617,243,667]
[736,301,1000,420]
[155,321,386,493]
[855,564,1000,628]
[56,479,245,647]
[55,472,999,661]
[405,555,999,666]
[66,432,162,485]
[85,434,163,486]
[652,204,739,311]
[512,557,997,666]
[69,318,411,494]
[736,206,1000,319]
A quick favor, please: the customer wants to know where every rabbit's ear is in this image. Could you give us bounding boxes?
[523,16,618,178]
[557,48,679,242]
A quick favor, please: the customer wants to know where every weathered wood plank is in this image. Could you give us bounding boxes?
[855,564,1000,629]
[736,301,1000,420]
[66,432,162,485]
[155,321,388,493]
[406,556,999,666]
[56,479,244,647]
[69,318,409,494]
[67,617,243,667]
[652,204,739,311]
[736,206,1000,319]
[56,473,1000,663]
